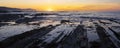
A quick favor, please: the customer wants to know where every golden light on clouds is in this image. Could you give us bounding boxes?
[0,0,120,11]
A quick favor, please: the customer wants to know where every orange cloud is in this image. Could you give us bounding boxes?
[79,4,120,11]
[0,1,120,11]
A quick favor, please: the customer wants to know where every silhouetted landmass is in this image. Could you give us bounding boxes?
[0,6,36,22]
[0,6,36,12]
[0,7,22,12]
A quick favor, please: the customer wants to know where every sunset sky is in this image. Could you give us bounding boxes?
[0,0,120,11]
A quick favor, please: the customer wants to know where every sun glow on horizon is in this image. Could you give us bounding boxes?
[46,8,54,11]
[0,0,120,11]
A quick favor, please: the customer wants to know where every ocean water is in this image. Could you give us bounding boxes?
[34,11,120,22]
[0,11,120,41]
